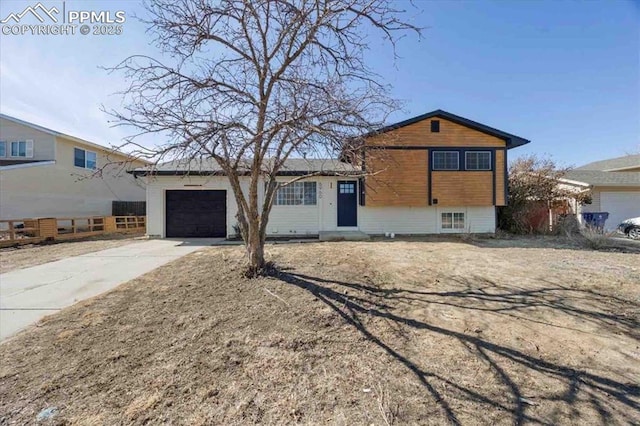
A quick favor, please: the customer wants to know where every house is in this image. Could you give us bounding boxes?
[0,114,148,219]
[564,154,640,230]
[132,110,530,238]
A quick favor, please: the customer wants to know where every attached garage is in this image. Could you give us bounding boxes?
[165,190,227,238]
[600,191,640,230]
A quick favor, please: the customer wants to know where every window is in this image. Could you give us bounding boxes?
[275,181,317,205]
[430,120,440,133]
[466,151,491,170]
[442,212,465,230]
[432,151,459,170]
[74,147,97,169]
[0,141,5,157]
[10,140,33,158]
[339,182,355,194]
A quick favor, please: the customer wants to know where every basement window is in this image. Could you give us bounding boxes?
[442,212,465,230]
[275,181,317,206]
[432,151,459,170]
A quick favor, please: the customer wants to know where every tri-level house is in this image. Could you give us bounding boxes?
[0,114,148,219]
[133,110,530,238]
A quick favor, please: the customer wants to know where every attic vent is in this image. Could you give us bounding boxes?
[431,120,440,133]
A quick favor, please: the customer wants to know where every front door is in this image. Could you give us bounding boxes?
[337,180,358,227]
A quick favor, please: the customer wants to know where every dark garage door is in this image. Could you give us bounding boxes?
[165,190,227,238]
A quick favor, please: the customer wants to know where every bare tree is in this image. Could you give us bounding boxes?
[106,0,420,276]
[498,154,591,234]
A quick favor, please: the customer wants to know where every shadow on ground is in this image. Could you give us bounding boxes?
[276,270,640,425]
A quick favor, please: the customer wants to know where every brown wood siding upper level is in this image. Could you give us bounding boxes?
[431,172,493,206]
[365,117,507,148]
[363,116,508,207]
[365,150,428,207]
[495,149,506,206]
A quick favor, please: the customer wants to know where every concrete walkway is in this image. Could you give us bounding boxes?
[0,239,220,341]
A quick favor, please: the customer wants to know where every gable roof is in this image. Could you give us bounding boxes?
[0,113,151,163]
[131,157,361,177]
[575,154,640,171]
[362,109,531,149]
[564,170,640,187]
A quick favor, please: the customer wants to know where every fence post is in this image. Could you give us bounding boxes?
[104,216,117,233]
[37,218,58,240]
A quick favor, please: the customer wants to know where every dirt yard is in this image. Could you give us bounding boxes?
[0,238,638,425]
[0,234,144,274]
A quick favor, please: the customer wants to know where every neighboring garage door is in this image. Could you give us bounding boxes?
[600,191,640,230]
[165,190,227,238]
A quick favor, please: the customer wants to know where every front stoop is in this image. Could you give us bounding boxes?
[319,231,370,242]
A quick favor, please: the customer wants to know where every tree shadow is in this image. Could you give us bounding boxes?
[274,270,640,425]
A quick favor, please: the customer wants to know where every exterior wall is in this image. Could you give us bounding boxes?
[0,117,56,161]
[145,175,245,238]
[144,175,497,237]
[364,117,508,208]
[0,136,146,219]
[365,150,428,207]
[366,117,507,148]
[431,171,493,206]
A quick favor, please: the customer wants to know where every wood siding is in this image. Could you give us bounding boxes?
[432,172,493,206]
[365,150,428,207]
[366,117,507,148]
[364,117,508,207]
[495,149,506,206]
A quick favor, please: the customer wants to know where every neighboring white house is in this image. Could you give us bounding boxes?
[564,154,640,230]
[0,114,148,219]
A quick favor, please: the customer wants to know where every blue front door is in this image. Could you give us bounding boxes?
[337,180,358,227]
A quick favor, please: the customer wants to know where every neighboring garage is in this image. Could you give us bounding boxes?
[165,190,227,237]
[600,191,640,230]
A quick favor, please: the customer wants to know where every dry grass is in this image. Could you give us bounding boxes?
[0,239,638,425]
[0,234,144,274]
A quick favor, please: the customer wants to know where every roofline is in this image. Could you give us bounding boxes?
[129,169,363,177]
[604,165,640,172]
[362,109,531,149]
[558,177,592,188]
[0,113,152,164]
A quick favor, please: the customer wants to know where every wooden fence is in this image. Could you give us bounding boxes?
[0,216,146,248]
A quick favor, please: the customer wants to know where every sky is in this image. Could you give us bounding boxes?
[0,0,638,167]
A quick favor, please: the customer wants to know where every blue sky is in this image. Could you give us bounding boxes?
[0,0,638,167]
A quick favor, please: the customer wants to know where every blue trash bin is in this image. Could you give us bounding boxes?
[582,212,609,231]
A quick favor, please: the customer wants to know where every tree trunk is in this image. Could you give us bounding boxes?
[245,214,266,277]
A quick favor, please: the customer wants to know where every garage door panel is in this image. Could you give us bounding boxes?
[600,191,640,230]
[166,190,226,238]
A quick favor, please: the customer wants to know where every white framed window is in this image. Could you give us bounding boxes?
[465,151,491,170]
[0,141,6,157]
[275,181,317,205]
[442,212,465,230]
[432,151,459,170]
[74,147,97,169]
[10,140,33,158]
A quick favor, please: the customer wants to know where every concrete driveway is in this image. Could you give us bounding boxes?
[0,239,219,341]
